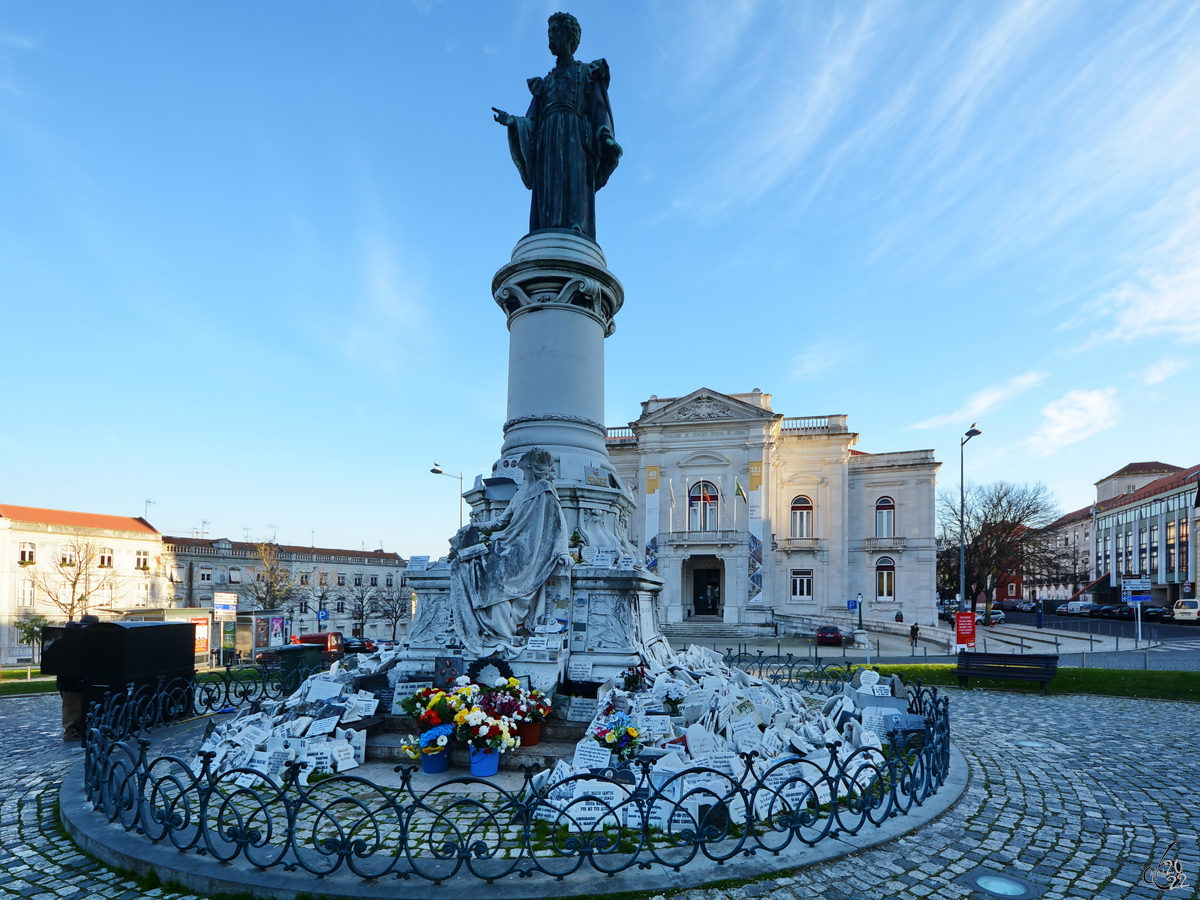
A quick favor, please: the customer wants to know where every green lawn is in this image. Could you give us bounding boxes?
[1,667,44,680]
[0,680,58,696]
[868,663,1200,702]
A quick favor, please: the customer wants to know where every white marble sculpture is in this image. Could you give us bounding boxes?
[448,447,572,658]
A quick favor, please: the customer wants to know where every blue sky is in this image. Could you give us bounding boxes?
[2,1,1198,556]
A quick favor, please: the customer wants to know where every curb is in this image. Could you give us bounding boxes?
[60,746,969,900]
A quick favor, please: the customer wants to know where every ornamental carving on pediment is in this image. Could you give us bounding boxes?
[672,398,735,421]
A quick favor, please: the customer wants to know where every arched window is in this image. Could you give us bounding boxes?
[876,556,896,601]
[688,482,719,532]
[790,496,814,538]
[876,497,895,538]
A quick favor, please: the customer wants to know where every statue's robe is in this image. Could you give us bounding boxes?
[505,58,620,240]
[449,476,567,657]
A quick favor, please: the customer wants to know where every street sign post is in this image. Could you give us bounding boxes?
[847,599,858,611]
[213,592,238,622]
[1121,578,1152,642]
[955,612,976,649]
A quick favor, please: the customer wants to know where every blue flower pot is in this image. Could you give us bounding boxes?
[469,747,500,777]
[422,749,450,774]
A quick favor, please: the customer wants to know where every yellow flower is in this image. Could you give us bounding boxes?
[627,727,638,738]
[604,733,616,744]
[507,677,520,687]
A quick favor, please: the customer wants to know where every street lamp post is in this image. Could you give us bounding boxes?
[959,424,982,612]
[430,463,465,528]
[856,592,864,631]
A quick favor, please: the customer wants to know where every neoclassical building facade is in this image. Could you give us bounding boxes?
[605,389,941,632]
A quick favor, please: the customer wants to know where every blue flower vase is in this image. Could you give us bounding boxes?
[469,747,500,777]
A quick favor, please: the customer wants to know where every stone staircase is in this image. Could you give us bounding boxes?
[367,715,588,771]
[660,616,777,643]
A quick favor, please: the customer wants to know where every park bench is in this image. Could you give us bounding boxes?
[956,651,1059,695]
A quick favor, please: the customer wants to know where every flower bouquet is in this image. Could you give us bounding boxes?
[452,678,521,776]
[398,687,461,773]
[591,710,642,762]
[661,683,687,717]
[515,686,553,746]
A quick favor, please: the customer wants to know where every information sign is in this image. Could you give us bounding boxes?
[213,592,238,621]
[847,599,858,611]
[955,612,976,649]
[318,610,329,621]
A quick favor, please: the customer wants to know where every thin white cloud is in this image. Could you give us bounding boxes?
[1137,358,1190,385]
[910,370,1046,429]
[1024,388,1119,457]
[0,32,38,50]
[790,341,846,379]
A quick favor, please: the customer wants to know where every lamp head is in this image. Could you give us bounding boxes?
[430,464,444,475]
[965,424,982,439]
[857,592,863,602]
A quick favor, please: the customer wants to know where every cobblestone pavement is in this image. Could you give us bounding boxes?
[2,691,1197,900]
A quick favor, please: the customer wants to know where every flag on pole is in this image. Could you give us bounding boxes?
[735,478,748,503]
[669,479,676,508]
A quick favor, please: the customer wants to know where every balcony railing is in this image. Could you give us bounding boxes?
[605,426,635,443]
[780,414,849,434]
[665,530,745,546]
[862,537,907,551]
[779,537,822,551]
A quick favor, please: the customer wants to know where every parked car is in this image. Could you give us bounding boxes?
[1093,604,1119,617]
[1077,602,1105,616]
[1173,599,1199,623]
[374,639,397,651]
[816,625,847,646]
[1055,603,1072,615]
[1114,604,1135,620]
[974,609,1007,625]
[342,638,376,655]
[1144,605,1173,621]
[1016,600,1037,613]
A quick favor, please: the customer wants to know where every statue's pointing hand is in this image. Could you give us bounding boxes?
[492,107,516,127]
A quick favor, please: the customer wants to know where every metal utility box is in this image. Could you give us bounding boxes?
[42,621,195,709]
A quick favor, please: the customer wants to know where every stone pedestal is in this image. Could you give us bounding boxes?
[401,229,666,693]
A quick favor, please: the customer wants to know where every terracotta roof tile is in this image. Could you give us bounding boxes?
[1102,463,1200,512]
[162,535,404,562]
[0,504,158,534]
[1094,461,1183,484]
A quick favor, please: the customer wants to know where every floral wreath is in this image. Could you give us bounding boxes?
[466,655,515,685]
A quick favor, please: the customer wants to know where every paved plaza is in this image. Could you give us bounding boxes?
[1,687,1196,900]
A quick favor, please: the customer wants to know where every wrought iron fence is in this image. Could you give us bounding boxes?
[80,664,951,886]
[722,653,856,696]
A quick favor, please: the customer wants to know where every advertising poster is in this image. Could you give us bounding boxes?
[955,612,976,649]
[270,616,285,646]
[191,617,210,654]
[221,621,236,650]
[254,617,269,648]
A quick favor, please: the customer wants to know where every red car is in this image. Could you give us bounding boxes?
[816,625,846,646]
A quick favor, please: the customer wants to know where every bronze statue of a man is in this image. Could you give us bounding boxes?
[493,12,621,240]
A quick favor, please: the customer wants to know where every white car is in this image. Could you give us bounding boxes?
[974,609,1007,625]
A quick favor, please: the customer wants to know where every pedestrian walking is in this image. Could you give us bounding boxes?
[909,622,920,649]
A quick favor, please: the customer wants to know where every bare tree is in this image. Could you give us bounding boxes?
[241,543,306,618]
[27,537,122,620]
[937,482,1064,623]
[343,574,381,638]
[370,582,413,641]
[305,568,342,633]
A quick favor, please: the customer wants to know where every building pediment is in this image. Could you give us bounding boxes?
[637,389,779,427]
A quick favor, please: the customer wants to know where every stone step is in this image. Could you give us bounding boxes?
[366,732,579,770]
[660,623,777,641]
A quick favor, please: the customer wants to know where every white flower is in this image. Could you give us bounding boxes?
[455,675,471,686]
[494,676,508,688]
[436,735,448,746]
[466,709,486,726]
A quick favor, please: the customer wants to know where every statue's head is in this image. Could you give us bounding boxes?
[548,12,581,57]
[518,447,556,482]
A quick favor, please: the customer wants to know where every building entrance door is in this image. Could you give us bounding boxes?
[693,569,721,616]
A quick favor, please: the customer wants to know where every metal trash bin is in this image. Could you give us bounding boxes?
[42,621,195,720]
[274,643,324,694]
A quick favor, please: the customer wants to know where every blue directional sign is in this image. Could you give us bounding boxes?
[1122,578,1152,603]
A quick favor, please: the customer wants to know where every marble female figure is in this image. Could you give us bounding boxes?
[493,12,621,240]
[448,448,571,657]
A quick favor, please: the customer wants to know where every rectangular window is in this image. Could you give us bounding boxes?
[98,548,113,568]
[135,549,149,570]
[301,602,310,614]
[199,568,213,582]
[300,573,310,586]
[1116,532,1124,574]
[369,575,378,587]
[319,572,328,586]
[336,600,345,613]
[18,542,35,564]
[1008,582,1017,597]
[876,569,895,601]
[1166,519,1176,573]
[60,545,76,566]
[17,579,35,607]
[1180,519,1189,573]
[386,575,394,588]
[1139,529,1147,574]
[135,583,149,607]
[789,569,813,600]
[337,574,346,586]
[228,567,241,583]
[354,574,363,587]
[1150,525,1159,575]
[791,509,813,538]
[1125,530,1133,574]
